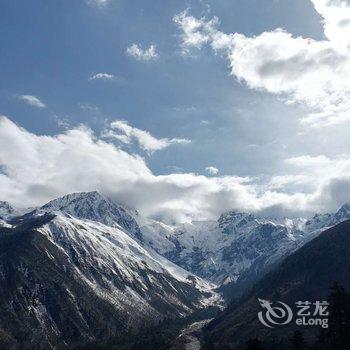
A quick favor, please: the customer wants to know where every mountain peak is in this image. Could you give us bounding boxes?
[40,191,142,240]
[218,210,255,235]
[41,191,104,209]
[0,200,16,219]
[330,202,350,225]
[336,202,350,214]
[219,210,253,220]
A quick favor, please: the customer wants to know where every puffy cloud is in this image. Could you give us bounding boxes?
[266,154,350,212]
[88,73,116,81]
[1,116,350,221]
[19,95,46,109]
[173,11,219,54]
[0,116,151,207]
[205,166,219,175]
[173,1,350,127]
[126,44,159,61]
[311,0,350,46]
[0,116,254,221]
[103,120,191,154]
[284,155,350,187]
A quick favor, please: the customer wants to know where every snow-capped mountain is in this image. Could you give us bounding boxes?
[0,201,17,219]
[139,204,350,294]
[0,196,222,348]
[304,202,350,232]
[4,192,350,293]
[204,220,350,349]
[0,213,127,349]
[37,191,143,240]
[139,212,307,286]
[38,212,221,321]
[2,190,350,348]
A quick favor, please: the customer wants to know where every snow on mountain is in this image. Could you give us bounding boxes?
[39,191,143,240]
[139,205,350,288]
[0,201,16,219]
[137,218,177,254]
[2,189,349,349]
[3,191,350,299]
[139,213,306,285]
[0,193,224,348]
[0,219,11,228]
[297,203,350,247]
[35,212,222,324]
[0,214,129,349]
[305,202,350,232]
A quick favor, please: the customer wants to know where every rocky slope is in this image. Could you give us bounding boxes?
[0,201,17,220]
[1,191,350,348]
[203,220,350,349]
[139,204,350,298]
[0,215,126,349]
[0,193,222,349]
[38,191,142,240]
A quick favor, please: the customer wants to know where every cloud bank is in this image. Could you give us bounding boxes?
[1,116,350,222]
[174,0,350,127]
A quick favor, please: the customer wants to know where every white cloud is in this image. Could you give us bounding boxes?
[312,0,350,47]
[1,117,350,221]
[264,154,350,212]
[87,0,109,7]
[0,116,261,222]
[205,166,219,175]
[126,44,159,61]
[88,73,116,81]
[19,95,46,109]
[282,155,350,190]
[54,116,71,129]
[173,10,219,55]
[174,1,350,127]
[103,120,191,154]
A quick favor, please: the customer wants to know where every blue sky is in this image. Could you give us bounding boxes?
[0,0,323,174]
[1,0,350,220]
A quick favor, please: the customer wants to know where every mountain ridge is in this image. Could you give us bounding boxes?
[203,219,350,349]
[0,208,222,349]
[24,191,143,241]
[1,191,350,349]
[3,192,350,294]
